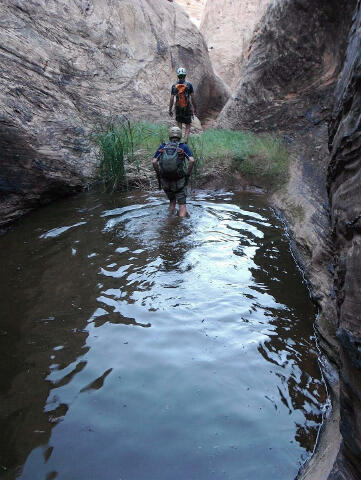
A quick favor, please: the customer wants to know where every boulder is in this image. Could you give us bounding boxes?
[0,0,229,226]
[200,0,270,89]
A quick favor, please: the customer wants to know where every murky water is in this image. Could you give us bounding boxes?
[0,191,326,480]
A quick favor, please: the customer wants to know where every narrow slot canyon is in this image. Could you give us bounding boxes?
[1,1,361,479]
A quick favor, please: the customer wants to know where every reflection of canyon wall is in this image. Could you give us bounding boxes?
[200,0,270,89]
[0,221,91,476]
[212,0,360,478]
[0,0,229,227]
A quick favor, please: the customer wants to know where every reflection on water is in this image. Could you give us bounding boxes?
[0,190,326,480]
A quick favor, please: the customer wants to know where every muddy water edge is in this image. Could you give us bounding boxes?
[0,190,327,480]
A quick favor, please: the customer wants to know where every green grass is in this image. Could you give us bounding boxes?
[91,117,290,192]
[189,129,290,189]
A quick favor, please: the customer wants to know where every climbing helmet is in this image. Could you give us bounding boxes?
[177,67,187,77]
[169,126,182,139]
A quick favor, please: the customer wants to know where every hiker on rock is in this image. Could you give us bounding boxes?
[152,126,194,217]
[169,67,197,144]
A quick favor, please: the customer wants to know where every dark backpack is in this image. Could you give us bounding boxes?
[158,142,186,181]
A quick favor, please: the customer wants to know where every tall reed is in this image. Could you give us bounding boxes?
[91,116,136,192]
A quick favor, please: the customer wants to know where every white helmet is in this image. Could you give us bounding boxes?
[177,67,187,77]
[169,126,182,139]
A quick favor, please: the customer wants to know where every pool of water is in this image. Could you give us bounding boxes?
[0,190,326,480]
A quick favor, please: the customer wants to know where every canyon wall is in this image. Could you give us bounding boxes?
[200,0,270,89]
[215,0,354,134]
[327,2,361,476]
[0,0,229,227]
[175,0,205,27]
[214,0,360,478]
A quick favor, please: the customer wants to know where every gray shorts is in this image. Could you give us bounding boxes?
[161,177,188,205]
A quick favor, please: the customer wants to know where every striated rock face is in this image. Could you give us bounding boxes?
[0,0,229,226]
[200,0,270,89]
[327,1,361,477]
[216,0,355,133]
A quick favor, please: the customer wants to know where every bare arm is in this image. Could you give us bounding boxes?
[186,156,195,176]
[152,157,160,175]
[152,157,162,189]
[190,93,197,116]
[169,95,174,116]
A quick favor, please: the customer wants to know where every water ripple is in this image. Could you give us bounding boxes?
[0,190,327,480]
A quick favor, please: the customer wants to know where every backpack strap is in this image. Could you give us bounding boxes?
[177,145,190,160]
[177,143,189,158]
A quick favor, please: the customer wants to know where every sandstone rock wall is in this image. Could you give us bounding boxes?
[175,0,205,27]
[200,0,270,89]
[327,1,361,476]
[216,0,355,133]
[0,0,229,226]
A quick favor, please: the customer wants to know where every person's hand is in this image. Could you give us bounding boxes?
[157,173,162,190]
[169,110,173,117]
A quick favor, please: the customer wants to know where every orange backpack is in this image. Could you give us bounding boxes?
[175,83,189,109]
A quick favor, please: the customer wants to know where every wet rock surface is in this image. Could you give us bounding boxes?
[0,0,229,226]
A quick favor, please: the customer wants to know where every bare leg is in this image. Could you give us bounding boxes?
[184,124,191,143]
[169,199,176,213]
[178,204,188,217]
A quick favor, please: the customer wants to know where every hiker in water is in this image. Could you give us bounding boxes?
[152,126,194,217]
[169,67,197,144]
